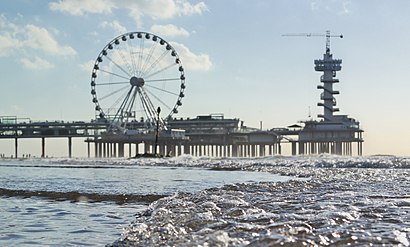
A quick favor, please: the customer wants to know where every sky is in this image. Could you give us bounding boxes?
[0,0,410,157]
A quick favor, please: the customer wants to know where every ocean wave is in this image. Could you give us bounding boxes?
[0,188,165,204]
[107,156,410,246]
[4,154,410,170]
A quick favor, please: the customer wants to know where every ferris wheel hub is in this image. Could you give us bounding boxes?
[130,76,145,87]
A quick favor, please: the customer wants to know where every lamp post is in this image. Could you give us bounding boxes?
[154,107,161,156]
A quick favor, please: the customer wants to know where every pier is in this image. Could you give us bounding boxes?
[0,30,363,158]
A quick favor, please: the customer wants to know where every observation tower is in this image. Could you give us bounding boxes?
[284,31,364,155]
[314,31,342,121]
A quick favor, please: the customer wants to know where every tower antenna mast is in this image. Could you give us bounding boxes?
[282,30,343,53]
[282,30,343,122]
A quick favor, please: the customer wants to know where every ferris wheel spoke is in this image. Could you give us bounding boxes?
[141,49,169,78]
[144,62,177,80]
[99,85,129,101]
[109,89,130,112]
[140,41,159,78]
[124,88,138,115]
[114,45,134,76]
[127,39,138,75]
[138,88,157,121]
[97,81,128,86]
[137,37,145,77]
[105,56,132,77]
[144,88,173,111]
[112,86,135,120]
[99,68,130,80]
[145,78,180,83]
[145,84,179,96]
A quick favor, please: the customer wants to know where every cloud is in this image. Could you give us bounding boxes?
[180,1,208,15]
[0,16,76,58]
[339,1,352,15]
[49,0,208,25]
[49,0,115,16]
[0,34,22,57]
[0,15,76,70]
[310,0,353,15]
[20,57,55,70]
[171,42,212,71]
[24,24,76,56]
[79,60,95,73]
[150,24,190,37]
[100,20,128,34]
[0,15,22,56]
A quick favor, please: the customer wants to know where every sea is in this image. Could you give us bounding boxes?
[1,155,410,246]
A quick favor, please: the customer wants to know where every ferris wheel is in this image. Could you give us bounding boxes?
[90,31,186,131]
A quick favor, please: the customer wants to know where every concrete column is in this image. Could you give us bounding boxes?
[87,141,91,158]
[252,145,256,157]
[160,144,165,156]
[184,144,190,155]
[94,142,97,158]
[258,145,264,157]
[232,144,237,157]
[144,143,149,153]
[337,142,340,155]
[97,142,101,158]
[359,142,363,156]
[119,143,124,157]
[198,145,202,156]
[170,144,175,156]
[298,142,303,155]
[291,142,297,156]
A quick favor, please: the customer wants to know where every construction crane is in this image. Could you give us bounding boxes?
[282,30,343,53]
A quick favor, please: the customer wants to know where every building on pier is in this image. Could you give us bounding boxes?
[167,114,282,157]
[86,114,283,158]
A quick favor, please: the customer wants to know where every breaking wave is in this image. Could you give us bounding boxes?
[0,188,165,204]
[104,155,410,246]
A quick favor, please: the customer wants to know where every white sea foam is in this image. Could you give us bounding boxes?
[104,155,410,246]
